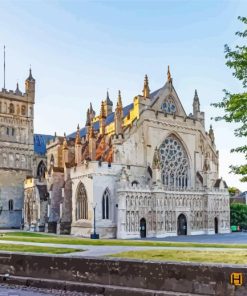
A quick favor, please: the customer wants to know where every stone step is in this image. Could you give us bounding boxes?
[0,274,209,296]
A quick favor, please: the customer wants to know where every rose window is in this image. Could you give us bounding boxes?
[159,136,189,188]
[161,96,176,113]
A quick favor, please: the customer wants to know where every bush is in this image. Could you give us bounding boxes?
[230,203,247,230]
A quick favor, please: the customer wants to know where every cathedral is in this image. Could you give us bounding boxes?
[0,66,230,238]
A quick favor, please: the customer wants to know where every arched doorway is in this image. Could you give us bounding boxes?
[177,214,187,235]
[140,218,146,238]
[214,217,218,234]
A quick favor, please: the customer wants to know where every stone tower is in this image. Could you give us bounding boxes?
[0,68,35,228]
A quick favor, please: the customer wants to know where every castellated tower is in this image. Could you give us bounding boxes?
[0,69,35,228]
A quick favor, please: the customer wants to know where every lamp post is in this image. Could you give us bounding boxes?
[91,202,99,239]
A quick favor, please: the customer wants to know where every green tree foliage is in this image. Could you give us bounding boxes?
[228,186,240,197]
[212,16,247,182]
[230,203,247,229]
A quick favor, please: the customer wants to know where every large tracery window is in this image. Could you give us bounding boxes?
[76,182,88,220]
[161,95,176,113]
[159,136,189,188]
[102,188,110,219]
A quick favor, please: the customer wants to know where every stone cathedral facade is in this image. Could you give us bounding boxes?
[0,70,35,228]
[23,68,230,238]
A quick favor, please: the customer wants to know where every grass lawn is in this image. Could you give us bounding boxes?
[0,231,247,249]
[109,249,247,264]
[0,243,81,254]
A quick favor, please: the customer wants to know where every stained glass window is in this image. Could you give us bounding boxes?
[159,136,189,188]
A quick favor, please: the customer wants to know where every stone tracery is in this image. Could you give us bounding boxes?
[159,136,189,188]
[76,182,88,220]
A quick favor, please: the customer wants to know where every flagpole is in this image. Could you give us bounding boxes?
[3,45,6,89]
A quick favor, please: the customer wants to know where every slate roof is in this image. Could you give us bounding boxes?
[68,103,134,139]
[34,134,54,155]
[214,178,228,189]
[33,103,134,155]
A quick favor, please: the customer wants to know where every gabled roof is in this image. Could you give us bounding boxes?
[149,81,187,117]
[214,178,228,189]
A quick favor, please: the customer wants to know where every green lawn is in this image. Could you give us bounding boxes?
[0,231,247,249]
[109,249,247,264]
[0,243,81,254]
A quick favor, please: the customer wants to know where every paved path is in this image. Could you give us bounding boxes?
[141,232,247,244]
[0,239,246,257]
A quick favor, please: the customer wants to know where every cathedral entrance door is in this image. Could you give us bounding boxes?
[140,218,146,238]
[177,214,187,235]
[214,217,218,234]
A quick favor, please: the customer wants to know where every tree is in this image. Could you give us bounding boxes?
[228,186,241,197]
[212,16,247,182]
[230,203,247,230]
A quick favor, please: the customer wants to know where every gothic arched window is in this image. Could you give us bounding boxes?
[102,188,110,219]
[37,161,46,179]
[161,95,176,113]
[159,135,189,188]
[76,182,88,220]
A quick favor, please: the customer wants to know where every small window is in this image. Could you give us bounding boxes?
[9,103,15,114]
[102,189,110,219]
[12,128,15,136]
[6,127,9,135]
[9,200,13,211]
[21,105,26,116]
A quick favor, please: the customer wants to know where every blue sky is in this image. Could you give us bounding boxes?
[0,0,246,190]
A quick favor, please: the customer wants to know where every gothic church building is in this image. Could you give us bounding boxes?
[23,67,230,238]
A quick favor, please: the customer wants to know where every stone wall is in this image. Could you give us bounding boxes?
[0,170,27,228]
[117,183,230,239]
[0,253,246,295]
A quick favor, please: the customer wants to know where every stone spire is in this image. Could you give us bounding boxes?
[167,65,172,83]
[193,89,200,116]
[75,124,81,145]
[89,121,95,139]
[89,103,95,117]
[114,90,123,137]
[100,100,106,118]
[100,101,106,135]
[117,90,122,109]
[62,133,69,166]
[209,124,215,144]
[15,83,22,95]
[106,90,113,106]
[88,121,96,160]
[103,90,113,116]
[63,133,68,150]
[25,67,35,101]
[75,124,82,165]
[85,108,90,127]
[27,67,35,82]
[142,74,150,98]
